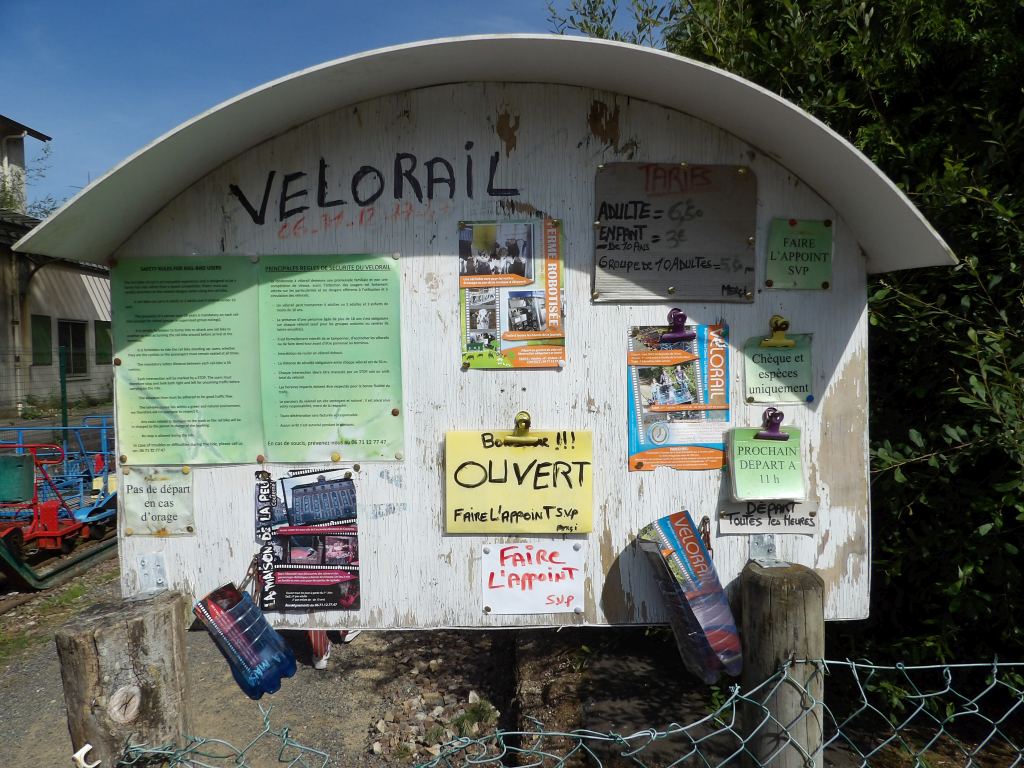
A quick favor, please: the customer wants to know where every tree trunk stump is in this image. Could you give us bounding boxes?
[740,561,825,768]
[55,590,192,765]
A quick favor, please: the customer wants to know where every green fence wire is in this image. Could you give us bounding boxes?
[415,660,1023,767]
[116,660,1023,767]
[117,705,329,768]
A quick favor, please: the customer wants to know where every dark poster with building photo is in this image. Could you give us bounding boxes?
[254,467,361,612]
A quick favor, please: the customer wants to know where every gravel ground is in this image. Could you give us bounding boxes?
[1,558,1015,768]
[0,556,709,767]
[0,408,717,765]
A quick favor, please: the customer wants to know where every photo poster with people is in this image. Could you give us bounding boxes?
[254,467,360,612]
[627,322,730,470]
[458,218,566,369]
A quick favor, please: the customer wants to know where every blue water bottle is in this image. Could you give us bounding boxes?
[194,582,297,699]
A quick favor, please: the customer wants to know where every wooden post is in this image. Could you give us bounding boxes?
[740,561,825,768]
[55,591,192,765]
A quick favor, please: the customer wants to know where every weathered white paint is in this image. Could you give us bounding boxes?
[15,35,953,274]
[115,82,870,628]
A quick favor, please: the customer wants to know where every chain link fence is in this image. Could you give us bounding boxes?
[0,345,112,424]
[414,659,1022,767]
[116,659,1022,767]
[117,705,329,768]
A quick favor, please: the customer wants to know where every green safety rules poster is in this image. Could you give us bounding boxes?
[112,254,403,465]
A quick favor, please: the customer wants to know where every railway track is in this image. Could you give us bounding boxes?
[0,532,117,608]
[0,416,119,605]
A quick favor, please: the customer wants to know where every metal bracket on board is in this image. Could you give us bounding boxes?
[136,553,168,594]
[749,534,789,568]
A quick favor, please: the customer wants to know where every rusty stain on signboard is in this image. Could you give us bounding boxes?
[495,110,520,156]
[589,100,621,147]
[586,99,641,158]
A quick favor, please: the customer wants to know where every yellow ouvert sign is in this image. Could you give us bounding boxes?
[445,429,593,534]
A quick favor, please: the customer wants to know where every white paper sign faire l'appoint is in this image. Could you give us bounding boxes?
[481,541,585,614]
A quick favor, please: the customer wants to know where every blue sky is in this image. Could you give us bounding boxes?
[4,0,557,209]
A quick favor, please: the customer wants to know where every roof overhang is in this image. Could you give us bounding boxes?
[0,115,51,143]
[0,209,41,247]
[13,34,955,272]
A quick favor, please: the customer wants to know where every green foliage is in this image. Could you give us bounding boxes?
[551,0,1024,659]
[548,0,668,46]
[451,700,499,736]
[563,642,595,672]
[37,583,88,611]
[16,405,48,421]
[0,630,32,665]
[392,743,414,760]
[0,167,25,212]
[0,142,60,218]
[424,724,447,745]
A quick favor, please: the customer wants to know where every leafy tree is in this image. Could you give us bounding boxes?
[0,168,24,211]
[551,0,1024,660]
[0,142,60,218]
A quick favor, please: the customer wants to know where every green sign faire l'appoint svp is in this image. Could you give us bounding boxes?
[765,218,833,290]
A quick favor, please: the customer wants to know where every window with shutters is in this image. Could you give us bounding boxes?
[57,319,88,375]
[31,314,52,366]
[94,320,112,365]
